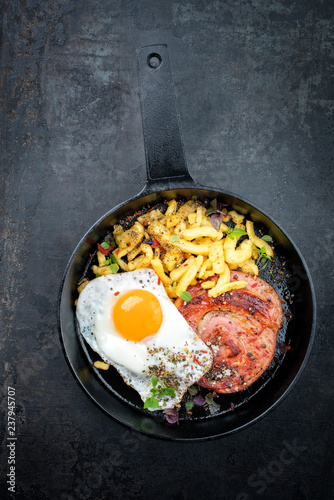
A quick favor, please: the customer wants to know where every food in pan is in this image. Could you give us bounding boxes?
[86,199,274,299]
[76,198,283,413]
[175,271,283,393]
[76,268,212,410]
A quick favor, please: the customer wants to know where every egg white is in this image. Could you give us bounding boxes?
[76,268,212,410]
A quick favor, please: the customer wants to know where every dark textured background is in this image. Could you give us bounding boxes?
[1,1,333,499]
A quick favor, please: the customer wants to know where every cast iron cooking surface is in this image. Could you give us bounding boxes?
[78,198,291,421]
[59,188,315,441]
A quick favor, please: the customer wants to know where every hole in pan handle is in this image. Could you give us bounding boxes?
[137,44,195,190]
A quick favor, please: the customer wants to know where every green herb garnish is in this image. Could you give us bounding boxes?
[101,241,110,250]
[105,254,118,266]
[144,377,176,409]
[226,227,248,240]
[188,385,199,397]
[180,291,192,302]
[204,392,220,415]
[172,281,177,290]
[253,246,273,270]
[185,386,198,411]
[188,385,198,396]
[95,273,101,278]
[171,234,180,242]
[205,198,218,216]
[110,263,119,274]
[261,235,273,242]
[185,400,194,411]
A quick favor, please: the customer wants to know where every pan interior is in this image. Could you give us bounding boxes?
[59,187,315,439]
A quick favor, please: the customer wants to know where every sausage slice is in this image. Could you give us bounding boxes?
[175,271,283,393]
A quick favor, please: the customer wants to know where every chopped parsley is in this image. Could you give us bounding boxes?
[109,263,119,274]
[204,392,220,414]
[143,377,176,409]
[188,385,198,397]
[105,254,118,265]
[185,400,194,411]
[171,234,180,242]
[254,245,273,270]
[180,291,192,302]
[101,241,110,250]
[226,227,248,240]
[104,255,119,275]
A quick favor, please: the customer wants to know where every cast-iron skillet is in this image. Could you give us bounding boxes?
[58,45,316,441]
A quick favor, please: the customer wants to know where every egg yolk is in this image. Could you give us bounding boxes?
[113,289,163,342]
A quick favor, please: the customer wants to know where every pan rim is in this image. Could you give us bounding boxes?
[57,182,316,441]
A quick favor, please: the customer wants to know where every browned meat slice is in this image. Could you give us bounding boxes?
[175,271,284,393]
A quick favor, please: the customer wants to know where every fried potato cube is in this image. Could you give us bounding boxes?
[224,236,253,266]
[193,206,204,227]
[94,361,110,370]
[97,250,106,267]
[204,263,230,297]
[241,259,259,276]
[229,210,245,225]
[201,281,215,289]
[181,226,223,241]
[246,220,274,257]
[113,221,145,253]
[91,264,116,276]
[150,258,173,286]
[77,279,89,294]
[176,200,198,219]
[209,241,225,274]
[137,209,165,225]
[111,250,129,271]
[127,245,143,262]
[163,248,184,272]
[202,270,216,279]
[173,220,187,234]
[164,284,178,299]
[165,199,178,216]
[127,244,153,271]
[176,255,204,296]
[198,258,212,279]
[170,256,196,281]
[187,212,196,225]
[166,214,182,229]
[147,221,173,249]
[208,279,248,298]
[170,239,211,255]
[113,224,124,244]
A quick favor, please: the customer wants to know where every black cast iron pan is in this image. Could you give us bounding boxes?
[58,45,316,441]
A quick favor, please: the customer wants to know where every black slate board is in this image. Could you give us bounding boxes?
[1,1,333,499]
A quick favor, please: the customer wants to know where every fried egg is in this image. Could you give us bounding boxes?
[76,268,212,410]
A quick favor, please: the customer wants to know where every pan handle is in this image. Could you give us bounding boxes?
[137,45,195,192]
